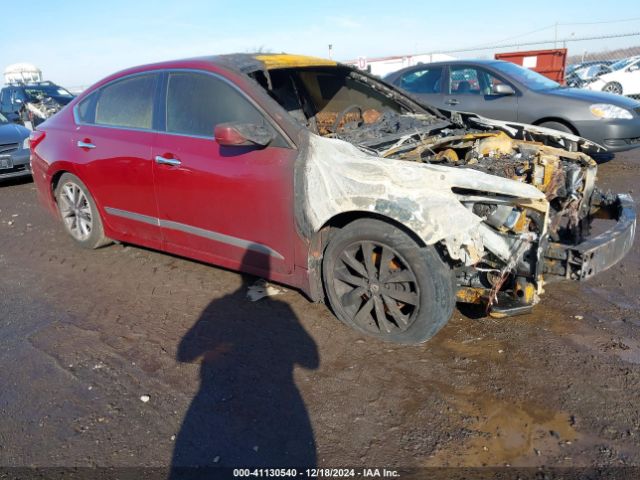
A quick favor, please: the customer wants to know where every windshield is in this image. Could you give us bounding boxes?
[492,62,560,90]
[565,64,579,75]
[609,57,639,71]
[24,85,73,101]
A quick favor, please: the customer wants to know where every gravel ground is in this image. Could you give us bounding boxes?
[0,151,639,474]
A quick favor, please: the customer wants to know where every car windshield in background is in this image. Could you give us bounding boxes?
[609,57,638,71]
[492,62,560,90]
[565,64,579,75]
[24,86,73,101]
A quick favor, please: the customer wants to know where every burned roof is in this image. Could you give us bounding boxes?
[194,53,340,75]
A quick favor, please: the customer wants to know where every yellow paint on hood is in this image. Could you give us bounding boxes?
[255,54,337,70]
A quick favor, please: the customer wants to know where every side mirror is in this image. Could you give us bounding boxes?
[214,122,274,147]
[492,84,515,95]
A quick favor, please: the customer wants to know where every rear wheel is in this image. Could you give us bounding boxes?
[55,173,109,249]
[322,219,455,344]
[602,82,623,95]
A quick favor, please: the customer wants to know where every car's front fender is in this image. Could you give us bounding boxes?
[298,135,546,262]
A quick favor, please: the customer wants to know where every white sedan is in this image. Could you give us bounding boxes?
[586,56,640,96]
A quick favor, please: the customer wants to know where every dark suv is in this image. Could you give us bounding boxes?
[0,81,74,126]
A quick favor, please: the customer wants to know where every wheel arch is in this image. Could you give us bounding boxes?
[532,117,580,136]
[306,210,436,303]
[49,168,113,236]
[50,168,100,209]
[50,169,69,199]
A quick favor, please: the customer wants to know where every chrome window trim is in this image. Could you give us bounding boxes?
[73,71,159,132]
[104,206,285,260]
[73,68,297,149]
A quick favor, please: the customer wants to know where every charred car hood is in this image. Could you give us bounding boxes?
[453,112,605,153]
[301,134,544,246]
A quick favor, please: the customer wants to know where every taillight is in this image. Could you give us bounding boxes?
[29,130,46,150]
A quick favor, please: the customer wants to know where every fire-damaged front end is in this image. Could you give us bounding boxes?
[382,126,635,316]
[238,55,636,316]
[327,111,635,316]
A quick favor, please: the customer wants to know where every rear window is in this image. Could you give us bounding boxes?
[92,74,157,129]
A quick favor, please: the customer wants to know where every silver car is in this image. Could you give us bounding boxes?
[0,113,31,180]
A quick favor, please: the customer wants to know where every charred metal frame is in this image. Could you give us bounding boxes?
[543,194,636,282]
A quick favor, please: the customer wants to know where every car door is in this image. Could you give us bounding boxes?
[393,65,445,109]
[152,70,297,276]
[443,65,519,121]
[72,72,162,246]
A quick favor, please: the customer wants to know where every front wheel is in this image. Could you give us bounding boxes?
[322,219,455,344]
[602,82,623,95]
[55,173,110,249]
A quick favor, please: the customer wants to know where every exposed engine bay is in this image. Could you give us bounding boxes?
[250,64,635,316]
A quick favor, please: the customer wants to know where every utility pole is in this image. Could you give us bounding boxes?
[554,22,558,48]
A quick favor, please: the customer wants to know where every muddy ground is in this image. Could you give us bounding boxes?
[0,151,639,476]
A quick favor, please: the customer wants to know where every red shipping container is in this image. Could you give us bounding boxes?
[495,48,567,84]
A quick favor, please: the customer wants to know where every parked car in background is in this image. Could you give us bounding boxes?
[385,59,640,152]
[0,112,31,180]
[565,60,613,88]
[585,56,640,97]
[30,54,635,344]
[0,81,74,127]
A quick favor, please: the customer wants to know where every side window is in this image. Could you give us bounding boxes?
[448,67,481,95]
[398,67,443,94]
[94,74,157,129]
[0,89,8,109]
[166,71,266,137]
[13,89,27,103]
[477,68,511,95]
[76,91,99,124]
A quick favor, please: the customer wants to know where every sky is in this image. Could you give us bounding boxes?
[1,0,639,88]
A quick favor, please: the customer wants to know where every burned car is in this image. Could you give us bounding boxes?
[0,81,74,127]
[30,54,636,344]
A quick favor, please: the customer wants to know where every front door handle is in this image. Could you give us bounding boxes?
[445,99,460,106]
[76,140,96,149]
[155,155,181,166]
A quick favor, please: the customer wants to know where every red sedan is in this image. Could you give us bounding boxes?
[30,54,635,344]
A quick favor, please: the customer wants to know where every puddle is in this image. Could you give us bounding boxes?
[423,386,580,467]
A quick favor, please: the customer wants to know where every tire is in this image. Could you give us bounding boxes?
[602,82,623,95]
[322,219,455,345]
[55,173,110,249]
[538,121,578,152]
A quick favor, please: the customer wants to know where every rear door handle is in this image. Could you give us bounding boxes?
[76,141,96,149]
[155,155,181,166]
[445,99,460,106]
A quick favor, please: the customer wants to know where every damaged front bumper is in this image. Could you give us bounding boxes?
[455,193,636,318]
[543,193,636,282]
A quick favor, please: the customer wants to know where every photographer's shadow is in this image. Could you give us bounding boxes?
[171,247,319,471]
